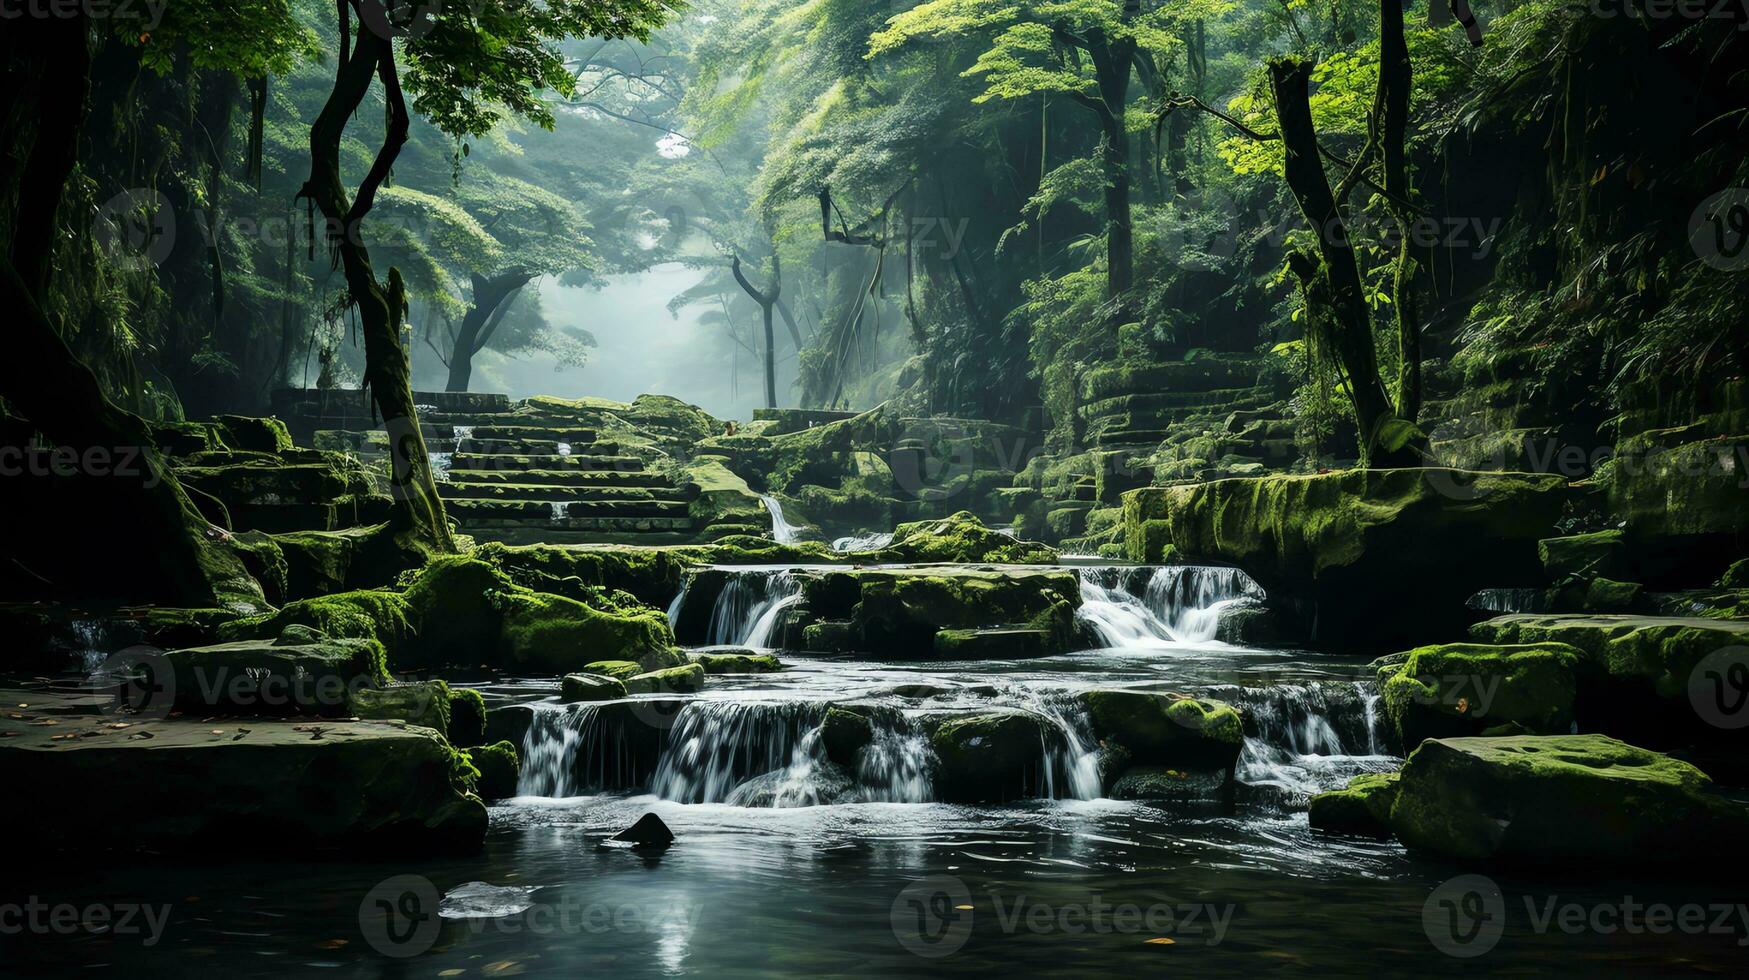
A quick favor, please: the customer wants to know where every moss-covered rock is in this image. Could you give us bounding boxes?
[818,707,874,768]
[496,589,673,674]
[448,687,487,747]
[1377,642,1590,748]
[929,711,1051,803]
[221,589,412,653]
[1721,559,1749,590]
[1470,613,1749,700]
[1078,690,1243,771]
[400,557,515,668]
[582,660,643,681]
[1539,530,1627,582]
[1388,735,1749,869]
[1108,765,1234,805]
[212,415,294,453]
[464,740,520,801]
[561,672,628,702]
[690,650,784,673]
[1607,436,1749,586]
[623,662,704,695]
[1308,771,1400,837]
[1126,469,1569,647]
[851,567,1081,656]
[932,627,1051,659]
[163,637,388,716]
[878,511,1059,564]
[350,680,451,732]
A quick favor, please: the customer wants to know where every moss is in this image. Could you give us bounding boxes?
[1470,613,1749,700]
[1078,690,1243,770]
[495,589,673,674]
[399,557,517,668]
[1538,530,1627,582]
[228,532,289,604]
[212,415,294,453]
[681,456,769,531]
[448,687,488,747]
[879,511,1058,564]
[561,672,629,701]
[1309,772,1400,837]
[932,627,1050,659]
[1389,735,1749,869]
[623,662,705,694]
[582,660,643,681]
[164,637,389,716]
[350,680,452,733]
[690,651,784,673]
[852,567,1080,656]
[1378,642,1589,748]
[818,707,873,767]
[271,529,361,598]
[464,741,520,801]
[223,589,413,656]
[1718,559,1748,589]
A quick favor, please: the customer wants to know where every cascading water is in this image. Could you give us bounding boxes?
[701,570,804,648]
[758,494,803,544]
[831,531,893,553]
[652,701,832,805]
[549,501,569,521]
[1230,681,1393,804]
[1075,565,1263,646]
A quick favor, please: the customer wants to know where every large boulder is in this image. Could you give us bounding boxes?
[560,672,628,702]
[843,567,1080,657]
[1608,435,1749,586]
[1388,735,1749,870]
[464,740,520,801]
[818,707,875,768]
[1377,642,1590,748]
[496,590,672,674]
[161,637,388,716]
[623,663,704,695]
[1077,690,1244,772]
[1124,469,1569,648]
[349,680,452,732]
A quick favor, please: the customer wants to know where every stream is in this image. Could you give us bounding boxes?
[11,563,1745,975]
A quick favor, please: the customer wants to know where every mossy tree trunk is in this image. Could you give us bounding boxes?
[1378,0,1422,424]
[302,23,453,554]
[1270,56,1422,468]
[0,15,256,606]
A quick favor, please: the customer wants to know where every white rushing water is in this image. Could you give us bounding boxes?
[831,531,893,552]
[758,494,803,544]
[1234,681,1392,803]
[549,501,569,522]
[1075,565,1263,646]
[702,570,804,648]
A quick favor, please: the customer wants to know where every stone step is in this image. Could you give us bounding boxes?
[449,452,647,473]
[465,425,598,443]
[439,483,694,504]
[1079,387,1269,421]
[446,498,692,521]
[457,437,621,456]
[446,468,673,489]
[1078,357,1264,402]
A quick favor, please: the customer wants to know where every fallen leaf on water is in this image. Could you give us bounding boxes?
[128,731,155,740]
[482,962,525,976]
[210,729,225,736]
[438,971,464,977]
[108,722,131,729]
[316,939,348,950]
[1144,937,1176,945]
[954,905,974,911]
[1,731,19,737]
[51,734,77,741]
[31,719,58,726]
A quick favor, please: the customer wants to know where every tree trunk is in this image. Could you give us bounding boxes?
[1270,57,1422,468]
[761,303,778,409]
[1100,110,1135,298]
[731,256,782,409]
[446,269,531,392]
[303,25,452,554]
[1378,0,1421,423]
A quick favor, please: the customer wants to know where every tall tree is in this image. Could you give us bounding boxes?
[298,0,678,554]
[731,255,783,408]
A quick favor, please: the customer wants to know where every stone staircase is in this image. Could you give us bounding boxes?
[277,390,706,545]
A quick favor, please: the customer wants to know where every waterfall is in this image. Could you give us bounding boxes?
[1229,682,1393,804]
[557,441,573,456]
[518,703,588,797]
[666,578,689,631]
[1014,693,1103,801]
[832,531,893,553]
[857,729,934,802]
[1075,566,1262,646]
[652,701,829,805]
[758,494,803,544]
[549,501,568,521]
[1467,588,1547,614]
[703,570,804,648]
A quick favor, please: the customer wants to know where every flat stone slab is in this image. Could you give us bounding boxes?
[0,684,485,856]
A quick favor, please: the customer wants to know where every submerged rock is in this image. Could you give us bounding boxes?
[1308,771,1400,838]
[439,881,537,919]
[1390,735,1749,870]
[611,812,675,848]
[560,672,628,702]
